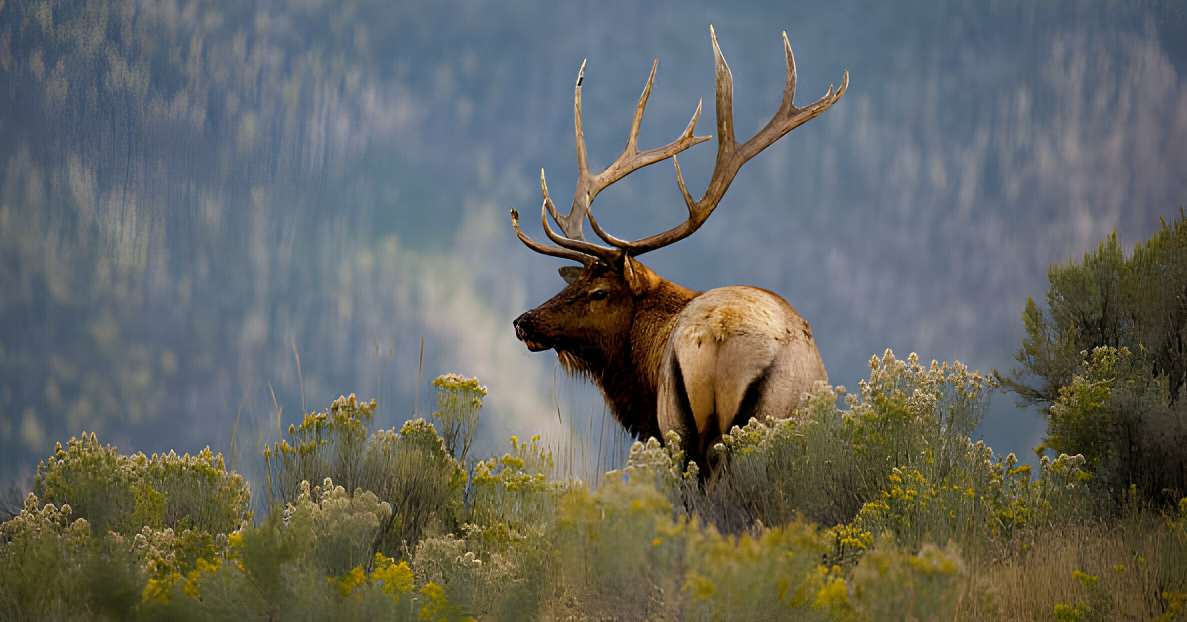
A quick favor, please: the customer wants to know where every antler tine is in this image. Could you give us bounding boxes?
[710,24,736,158]
[540,166,622,263]
[510,208,592,265]
[559,59,590,238]
[585,26,848,257]
[540,196,621,265]
[738,32,847,162]
[555,58,711,242]
[627,59,660,155]
[781,30,797,115]
[540,168,563,225]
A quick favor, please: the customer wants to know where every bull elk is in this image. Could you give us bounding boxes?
[511,26,847,470]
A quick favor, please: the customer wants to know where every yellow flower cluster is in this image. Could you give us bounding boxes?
[182,557,221,598]
[1155,590,1187,622]
[266,394,377,461]
[416,580,473,621]
[829,523,874,555]
[335,553,415,601]
[813,575,850,611]
[432,373,487,397]
[141,571,181,604]
[372,552,415,596]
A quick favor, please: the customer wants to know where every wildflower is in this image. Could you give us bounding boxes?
[1072,569,1099,588]
[433,372,488,396]
[1008,464,1032,477]
[418,581,451,621]
[142,571,181,604]
[813,577,849,610]
[686,573,716,601]
[337,566,367,597]
[1054,602,1088,621]
[372,560,415,597]
[182,557,221,598]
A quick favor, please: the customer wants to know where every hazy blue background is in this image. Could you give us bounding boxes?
[2,1,1186,485]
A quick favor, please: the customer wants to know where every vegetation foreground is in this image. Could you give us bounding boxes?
[0,355,1183,621]
[3,217,1187,620]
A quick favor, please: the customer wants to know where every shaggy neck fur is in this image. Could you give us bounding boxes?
[558,279,698,441]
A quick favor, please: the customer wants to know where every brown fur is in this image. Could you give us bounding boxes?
[513,257,827,462]
[515,260,695,440]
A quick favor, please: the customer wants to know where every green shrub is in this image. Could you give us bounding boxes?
[695,352,995,534]
[849,540,965,621]
[680,520,839,622]
[364,419,467,553]
[1045,346,1187,503]
[469,433,562,529]
[0,494,142,621]
[552,476,681,620]
[432,373,486,465]
[4,364,1186,620]
[263,394,378,505]
[282,478,392,575]
[1001,214,1187,503]
[412,525,548,621]
[622,349,1105,569]
[265,394,466,554]
[35,433,249,534]
[34,434,136,534]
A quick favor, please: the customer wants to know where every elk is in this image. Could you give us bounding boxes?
[511,26,847,469]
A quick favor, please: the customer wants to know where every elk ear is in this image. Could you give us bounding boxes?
[622,257,660,295]
[558,265,584,285]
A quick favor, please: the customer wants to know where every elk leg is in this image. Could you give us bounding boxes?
[661,337,720,467]
[660,357,700,454]
[712,334,779,437]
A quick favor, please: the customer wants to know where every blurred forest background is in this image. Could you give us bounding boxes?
[1,0,1186,485]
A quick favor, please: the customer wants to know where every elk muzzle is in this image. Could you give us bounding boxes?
[513,312,552,352]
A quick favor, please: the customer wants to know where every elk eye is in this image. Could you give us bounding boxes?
[589,289,608,301]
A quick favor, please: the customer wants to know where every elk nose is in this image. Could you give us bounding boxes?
[513,314,530,341]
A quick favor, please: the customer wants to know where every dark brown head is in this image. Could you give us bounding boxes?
[513,259,660,362]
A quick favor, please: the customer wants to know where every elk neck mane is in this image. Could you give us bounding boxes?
[555,279,697,441]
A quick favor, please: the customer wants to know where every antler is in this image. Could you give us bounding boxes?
[512,55,710,264]
[513,26,847,264]
[586,25,847,256]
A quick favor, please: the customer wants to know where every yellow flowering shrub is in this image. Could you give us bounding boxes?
[3,369,1185,620]
[470,433,561,529]
[131,524,218,583]
[282,477,392,575]
[849,539,964,621]
[371,552,416,597]
[432,373,487,463]
[34,433,248,534]
[552,476,683,620]
[264,393,466,555]
[681,520,837,622]
[264,393,378,504]
[1,493,143,618]
[699,352,999,534]
[410,529,540,620]
[366,418,467,551]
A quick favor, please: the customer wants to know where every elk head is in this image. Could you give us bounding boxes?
[511,26,846,445]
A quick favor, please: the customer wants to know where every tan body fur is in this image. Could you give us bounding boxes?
[658,286,827,459]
